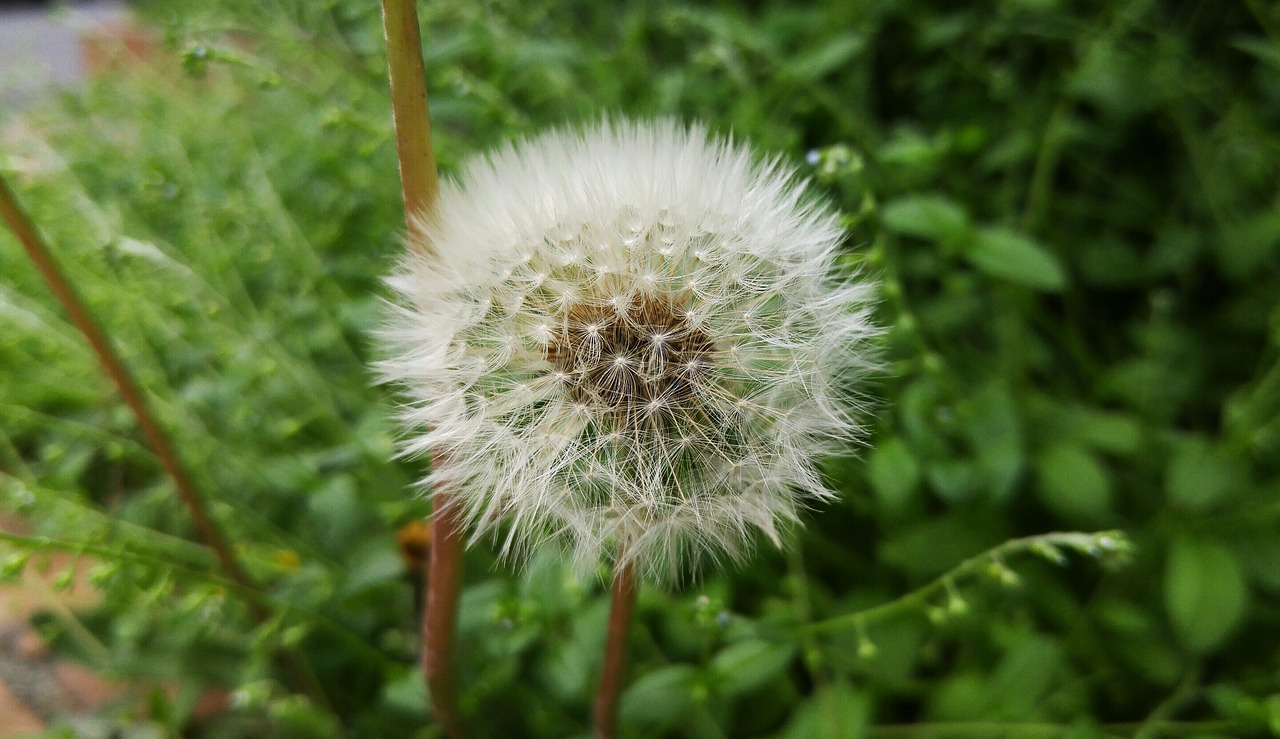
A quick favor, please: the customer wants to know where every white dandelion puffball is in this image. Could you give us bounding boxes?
[380,119,878,581]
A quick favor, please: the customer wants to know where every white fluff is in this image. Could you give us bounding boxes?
[378,119,879,582]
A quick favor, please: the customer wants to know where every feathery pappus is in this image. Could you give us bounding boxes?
[379,119,879,582]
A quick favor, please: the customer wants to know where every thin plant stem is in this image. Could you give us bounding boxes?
[595,558,638,739]
[378,2,466,735]
[0,173,333,712]
[0,174,254,601]
[380,0,440,246]
[423,500,467,739]
[808,531,1128,634]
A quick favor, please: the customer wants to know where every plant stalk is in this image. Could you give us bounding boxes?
[1,171,334,713]
[378,2,465,736]
[423,500,467,739]
[0,174,254,598]
[807,530,1128,634]
[595,558,638,739]
[380,0,439,247]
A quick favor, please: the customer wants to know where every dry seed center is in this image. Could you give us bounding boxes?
[546,293,715,417]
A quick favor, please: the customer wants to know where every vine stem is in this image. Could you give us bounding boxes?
[808,531,1128,634]
[377,2,465,736]
[0,174,254,603]
[595,558,638,739]
[1,171,332,712]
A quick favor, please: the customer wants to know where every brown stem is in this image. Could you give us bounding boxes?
[595,559,638,739]
[423,500,467,738]
[1,172,333,712]
[380,0,440,248]
[378,3,466,735]
[0,174,254,597]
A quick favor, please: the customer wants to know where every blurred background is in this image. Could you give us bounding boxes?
[0,0,137,110]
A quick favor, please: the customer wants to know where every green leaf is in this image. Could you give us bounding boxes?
[879,516,996,580]
[1218,206,1280,278]
[962,382,1024,503]
[380,667,427,715]
[783,33,866,80]
[1035,444,1112,522]
[709,640,795,698]
[619,665,700,729]
[1165,538,1248,654]
[987,633,1063,719]
[780,683,869,739]
[881,194,970,243]
[1066,406,1142,455]
[967,227,1067,291]
[926,459,976,504]
[1230,36,1280,72]
[867,437,920,514]
[337,541,403,597]
[1234,534,1280,593]
[1166,437,1238,511]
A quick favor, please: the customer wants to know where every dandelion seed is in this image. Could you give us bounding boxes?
[378,119,879,582]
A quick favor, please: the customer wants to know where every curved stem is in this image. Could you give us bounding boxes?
[808,531,1129,634]
[0,174,255,606]
[423,501,467,738]
[1,174,332,712]
[595,558,638,739]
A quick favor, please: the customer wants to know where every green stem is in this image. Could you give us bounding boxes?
[808,531,1128,634]
[381,0,440,245]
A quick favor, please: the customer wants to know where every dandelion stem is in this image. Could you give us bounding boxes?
[595,557,638,739]
[423,501,467,739]
[378,1,466,734]
[380,0,440,245]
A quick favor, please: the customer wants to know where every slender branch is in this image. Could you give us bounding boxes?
[1,171,334,713]
[423,500,467,739]
[380,0,440,247]
[595,558,638,739]
[0,174,254,600]
[808,531,1129,634]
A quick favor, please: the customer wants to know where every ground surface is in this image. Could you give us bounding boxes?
[0,515,121,737]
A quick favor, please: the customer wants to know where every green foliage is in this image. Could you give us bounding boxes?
[1,0,1278,736]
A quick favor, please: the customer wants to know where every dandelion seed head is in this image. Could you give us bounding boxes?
[378,119,879,582]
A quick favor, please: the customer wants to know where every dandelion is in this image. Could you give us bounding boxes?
[379,119,878,582]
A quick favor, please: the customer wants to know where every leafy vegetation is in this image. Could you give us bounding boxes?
[1,0,1278,736]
